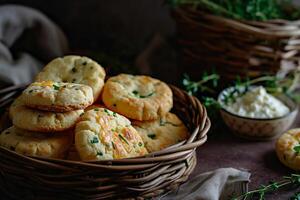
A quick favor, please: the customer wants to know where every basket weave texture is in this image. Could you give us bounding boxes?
[173,7,300,80]
[0,84,210,200]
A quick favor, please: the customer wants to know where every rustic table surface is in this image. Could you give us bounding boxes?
[191,111,300,199]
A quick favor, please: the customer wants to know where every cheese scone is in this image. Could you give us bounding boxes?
[276,128,300,170]
[102,74,173,121]
[9,97,83,132]
[133,113,189,153]
[75,107,148,161]
[0,126,72,158]
[35,55,106,100]
[20,81,93,112]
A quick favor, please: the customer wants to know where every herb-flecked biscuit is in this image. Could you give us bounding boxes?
[20,81,93,112]
[35,55,106,100]
[276,128,300,170]
[75,107,148,161]
[9,97,84,132]
[102,74,173,121]
[133,113,189,153]
[0,126,72,158]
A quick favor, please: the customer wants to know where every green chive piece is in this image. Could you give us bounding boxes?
[53,84,60,90]
[96,151,103,156]
[140,92,155,98]
[94,108,99,111]
[104,109,110,115]
[294,145,300,153]
[138,142,143,147]
[147,134,156,139]
[90,136,99,144]
[119,134,129,145]
[112,141,116,149]
[132,90,139,95]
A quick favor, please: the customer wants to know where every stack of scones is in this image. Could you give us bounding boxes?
[0,55,189,161]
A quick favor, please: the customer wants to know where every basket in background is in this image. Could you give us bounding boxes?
[172,6,300,80]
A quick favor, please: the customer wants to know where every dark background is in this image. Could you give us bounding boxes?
[0,0,179,83]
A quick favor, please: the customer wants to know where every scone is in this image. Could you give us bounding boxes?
[0,126,72,158]
[133,112,189,153]
[102,74,173,121]
[20,81,93,112]
[276,128,300,170]
[75,107,148,161]
[35,55,106,100]
[9,97,83,132]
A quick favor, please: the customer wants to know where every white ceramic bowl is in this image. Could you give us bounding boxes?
[218,87,298,140]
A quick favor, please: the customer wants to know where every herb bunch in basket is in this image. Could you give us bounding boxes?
[168,0,300,21]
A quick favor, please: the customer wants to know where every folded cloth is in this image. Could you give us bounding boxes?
[0,5,68,86]
[162,168,250,200]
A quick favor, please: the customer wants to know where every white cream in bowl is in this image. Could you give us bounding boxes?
[224,86,290,119]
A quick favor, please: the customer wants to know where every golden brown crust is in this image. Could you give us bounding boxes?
[9,97,83,132]
[102,74,173,121]
[35,55,106,100]
[133,113,189,153]
[75,107,148,161]
[0,126,73,158]
[21,81,93,112]
[276,128,300,170]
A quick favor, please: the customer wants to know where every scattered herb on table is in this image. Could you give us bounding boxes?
[231,174,300,200]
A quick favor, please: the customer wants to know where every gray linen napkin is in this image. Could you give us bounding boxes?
[162,168,250,200]
[0,5,68,86]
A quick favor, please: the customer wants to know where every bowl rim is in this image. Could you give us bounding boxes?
[218,86,299,121]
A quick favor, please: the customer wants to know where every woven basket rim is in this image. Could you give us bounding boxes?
[0,84,210,167]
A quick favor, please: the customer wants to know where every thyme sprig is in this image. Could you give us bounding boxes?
[183,72,219,96]
[182,72,221,127]
[231,174,300,200]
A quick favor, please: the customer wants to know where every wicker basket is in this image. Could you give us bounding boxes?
[0,84,210,200]
[172,6,300,80]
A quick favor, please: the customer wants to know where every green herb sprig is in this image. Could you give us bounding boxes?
[222,70,300,106]
[167,0,300,21]
[182,71,220,114]
[231,174,300,200]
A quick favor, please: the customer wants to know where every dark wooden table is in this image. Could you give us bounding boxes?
[191,112,300,199]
